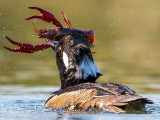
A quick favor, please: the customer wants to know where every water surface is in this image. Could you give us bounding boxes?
[0,86,160,120]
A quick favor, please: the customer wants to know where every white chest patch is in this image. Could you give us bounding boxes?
[75,55,101,79]
[63,52,69,68]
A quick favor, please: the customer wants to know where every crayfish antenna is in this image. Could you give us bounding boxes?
[31,21,39,33]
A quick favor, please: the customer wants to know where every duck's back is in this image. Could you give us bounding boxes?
[45,82,153,113]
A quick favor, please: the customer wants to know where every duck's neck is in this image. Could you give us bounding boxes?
[53,35,102,89]
[55,48,101,89]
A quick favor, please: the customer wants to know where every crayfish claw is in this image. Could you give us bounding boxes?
[25,15,43,20]
[28,7,41,10]
[3,46,20,52]
[25,7,44,21]
[5,36,22,46]
[4,35,52,53]
[28,7,46,13]
[26,7,63,28]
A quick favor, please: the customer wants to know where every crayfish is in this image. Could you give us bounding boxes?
[4,7,95,53]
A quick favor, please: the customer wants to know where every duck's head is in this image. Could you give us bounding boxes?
[46,35,102,89]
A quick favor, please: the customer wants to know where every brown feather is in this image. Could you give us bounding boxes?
[102,105,125,113]
[45,88,97,109]
[45,83,153,113]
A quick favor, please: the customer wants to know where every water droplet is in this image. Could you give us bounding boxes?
[116,47,120,50]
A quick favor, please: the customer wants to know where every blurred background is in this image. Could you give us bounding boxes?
[0,0,160,93]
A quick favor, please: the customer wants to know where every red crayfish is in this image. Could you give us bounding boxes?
[4,7,95,53]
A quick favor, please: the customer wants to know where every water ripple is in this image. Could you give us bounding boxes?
[0,86,159,120]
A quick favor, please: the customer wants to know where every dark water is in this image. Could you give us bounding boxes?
[0,0,160,119]
[0,86,160,120]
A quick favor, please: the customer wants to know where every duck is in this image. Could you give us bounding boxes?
[44,35,153,113]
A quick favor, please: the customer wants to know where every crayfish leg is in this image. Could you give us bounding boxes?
[62,12,73,28]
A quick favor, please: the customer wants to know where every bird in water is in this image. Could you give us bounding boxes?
[44,35,153,113]
[4,7,153,113]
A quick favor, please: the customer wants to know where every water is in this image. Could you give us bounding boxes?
[0,86,159,120]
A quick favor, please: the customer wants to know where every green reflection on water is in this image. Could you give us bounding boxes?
[0,0,160,93]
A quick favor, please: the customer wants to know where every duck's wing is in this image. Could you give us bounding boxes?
[98,82,153,112]
[45,83,114,108]
[45,83,153,113]
[45,83,111,108]
[45,88,97,109]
